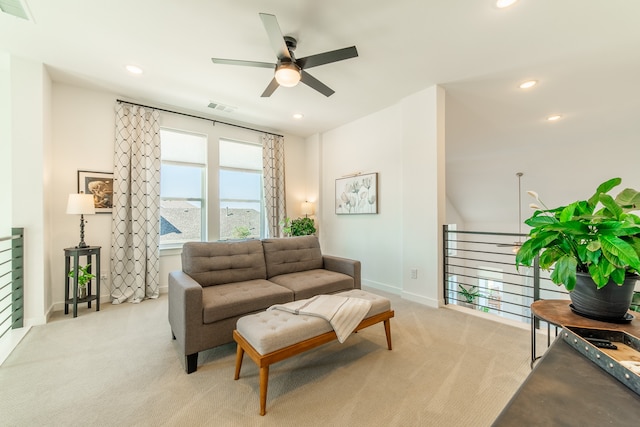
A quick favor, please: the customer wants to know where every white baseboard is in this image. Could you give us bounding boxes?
[50,286,168,313]
[401,290,440,308]
[361,279,401,295]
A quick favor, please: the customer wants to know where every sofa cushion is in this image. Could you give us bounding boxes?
[262,235,323,279]
[182,240,267,287]
[268,269,354,300]
[202,279,294,324]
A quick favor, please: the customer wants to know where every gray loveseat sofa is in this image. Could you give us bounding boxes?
[168,235,361,373]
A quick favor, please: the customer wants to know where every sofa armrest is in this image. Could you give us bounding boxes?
[323,255,361,289]
[168,271,204,355]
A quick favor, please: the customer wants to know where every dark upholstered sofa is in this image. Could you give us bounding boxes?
[168,235,361,373]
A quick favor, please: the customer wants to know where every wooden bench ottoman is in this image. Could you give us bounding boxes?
[233,289,394,415]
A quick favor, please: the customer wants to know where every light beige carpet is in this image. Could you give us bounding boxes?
[0,290,537,426]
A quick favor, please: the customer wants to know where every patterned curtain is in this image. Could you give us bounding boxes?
[110,103,161,303]
[262,133,287,237]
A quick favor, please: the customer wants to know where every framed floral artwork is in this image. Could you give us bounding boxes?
[335,172,378,214]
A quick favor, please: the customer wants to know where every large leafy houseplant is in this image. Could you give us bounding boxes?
[290,217,316,236]
[515,178,640,292]
[280,217,317,237]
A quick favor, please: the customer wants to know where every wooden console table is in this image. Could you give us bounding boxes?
[530,299,640,365]
[494,299,640,426]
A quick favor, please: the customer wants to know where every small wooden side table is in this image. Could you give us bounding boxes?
[530,299,639,366]
[64,246,101,318]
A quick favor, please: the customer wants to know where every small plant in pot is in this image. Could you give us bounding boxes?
[68,264,96,299]
[515,178,640,321]
[458,284,480,309]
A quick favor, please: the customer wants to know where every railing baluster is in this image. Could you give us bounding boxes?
[0,227,24,340]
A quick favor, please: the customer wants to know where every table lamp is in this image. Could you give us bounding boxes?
[301,201,314,218]
[67,193,96,248]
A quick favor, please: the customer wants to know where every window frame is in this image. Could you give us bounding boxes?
[159,129,208,249]
[218,138,265,240]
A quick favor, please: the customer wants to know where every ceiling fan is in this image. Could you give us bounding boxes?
[211,13,358,97]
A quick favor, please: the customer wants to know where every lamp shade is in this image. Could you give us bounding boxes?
[301,201,314,216]
[275,63,301,87]
[66,193,96,215]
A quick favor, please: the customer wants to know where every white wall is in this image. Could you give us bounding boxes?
[445,197,464,226]
[10,57,52,325]
[314,86,446,307]
[0,53,10,236]
[51,84,118,311]
[50,82,307,309]
[319,104,403,294]
[400,86,446,307]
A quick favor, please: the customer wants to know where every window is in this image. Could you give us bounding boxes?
[478,267,504,313]
[160,129,207,247]
[219,139,263,240]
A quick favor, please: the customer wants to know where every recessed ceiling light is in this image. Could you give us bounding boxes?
[547,114,562,121]
[519,80,537,89]
[496,0,518,8]
[292,113,304,120]
[125,65,143,75]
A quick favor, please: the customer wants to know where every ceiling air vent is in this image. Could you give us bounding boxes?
[0,0,32,21]
[207,101,237,113]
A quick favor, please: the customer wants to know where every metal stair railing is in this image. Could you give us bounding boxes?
[0,228,24,339]
[443,225,566,325]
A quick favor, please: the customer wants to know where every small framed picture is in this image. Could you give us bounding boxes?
[77,170,114,214]
[335,172,378,214]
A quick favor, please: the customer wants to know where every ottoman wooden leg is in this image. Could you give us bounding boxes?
[384,319,392,350]
[234,344,245,380]
[259,365,269,416]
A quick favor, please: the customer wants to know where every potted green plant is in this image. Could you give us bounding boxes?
[290,217,316,236]
[68,264,96,299]
[458,284,480,309]
[515,177,640,321]
[280,217,316,237]
[280,217,292,237]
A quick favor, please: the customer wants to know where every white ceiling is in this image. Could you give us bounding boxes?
[2,0,640,227]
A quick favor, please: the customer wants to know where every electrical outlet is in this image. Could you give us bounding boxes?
[410,268,418,279]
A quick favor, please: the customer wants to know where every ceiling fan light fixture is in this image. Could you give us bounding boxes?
[496,0,518,8]
[125,65,143,75]
[275,63,301,87]
[519,80,537,89]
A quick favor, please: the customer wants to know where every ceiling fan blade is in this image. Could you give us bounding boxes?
[259,13,291,61]
[297,46,358,69]
[261,77,280,98]
[212,58,275,69]
[300,71,334,97]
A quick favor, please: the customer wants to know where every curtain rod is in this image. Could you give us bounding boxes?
[116,99,283,138]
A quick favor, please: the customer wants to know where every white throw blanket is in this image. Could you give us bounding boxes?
[268,294,372,343]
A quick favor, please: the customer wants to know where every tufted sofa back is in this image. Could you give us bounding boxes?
[181,239,266,287]
[262,235,323,278]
